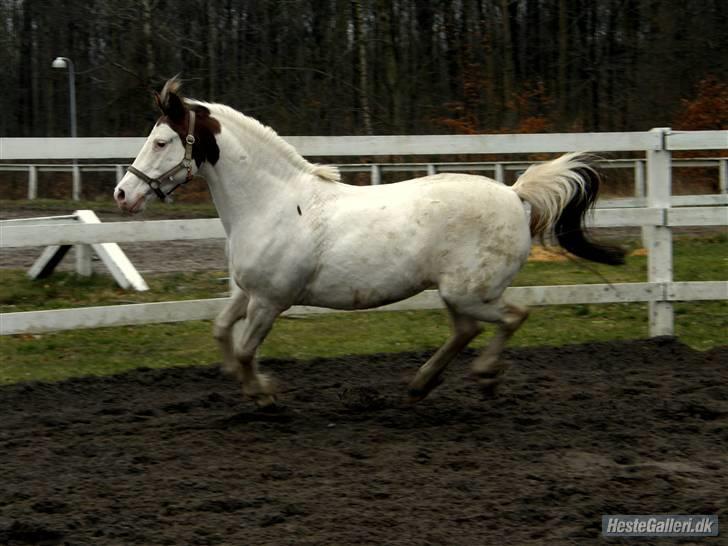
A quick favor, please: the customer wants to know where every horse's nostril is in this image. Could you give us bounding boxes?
[116,188,125,201]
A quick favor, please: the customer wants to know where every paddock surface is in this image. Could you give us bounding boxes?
[1,338,726,545]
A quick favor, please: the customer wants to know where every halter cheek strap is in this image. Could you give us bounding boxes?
[128,109,197,202]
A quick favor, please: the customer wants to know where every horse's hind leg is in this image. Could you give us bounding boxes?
[407,308,483,403]
[466,301,529,397]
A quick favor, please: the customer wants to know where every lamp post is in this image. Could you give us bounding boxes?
[52,57,77,139]
[52,56,80,201]
[52,56,90,272]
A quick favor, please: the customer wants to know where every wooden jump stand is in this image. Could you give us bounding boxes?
[2,210,148,291]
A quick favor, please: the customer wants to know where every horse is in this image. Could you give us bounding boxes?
[114,77,625,407]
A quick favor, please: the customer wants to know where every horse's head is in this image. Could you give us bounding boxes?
[114,77,220,213]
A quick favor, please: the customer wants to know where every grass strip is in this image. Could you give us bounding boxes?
[1,236,725,384]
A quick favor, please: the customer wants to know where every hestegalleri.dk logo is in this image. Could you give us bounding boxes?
[602,515,719,537]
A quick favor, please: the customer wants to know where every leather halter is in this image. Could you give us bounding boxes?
[128,109,197,202]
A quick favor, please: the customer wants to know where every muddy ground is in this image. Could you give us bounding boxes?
[1,338,726,545]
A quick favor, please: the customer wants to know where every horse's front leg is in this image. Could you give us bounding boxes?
[233,297,282,407]
[212,285,250,380]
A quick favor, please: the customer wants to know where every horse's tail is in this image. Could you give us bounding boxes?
[512,152,626,265]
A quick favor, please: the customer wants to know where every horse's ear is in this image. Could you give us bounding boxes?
[155,76,186,123]
[153,90,163,111]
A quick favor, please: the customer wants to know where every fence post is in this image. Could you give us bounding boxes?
[427,164,437,176]
[645,127,673,337]
[370,164,381,185]
[635,159,648,247]
[75,244,93,277]
[634,159,646,197]
[115,165,125,185]
[494,163,505,184]
[72,162,82,201]
[28,165,38,200]
[719,159,727,194]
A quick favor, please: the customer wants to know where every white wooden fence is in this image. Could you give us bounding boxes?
[1,128,726,338]
[3,157,727,200]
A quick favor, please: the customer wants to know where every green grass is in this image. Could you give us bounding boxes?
[1,236,726,384]
[0,270,229,312]
[2,303,725,384]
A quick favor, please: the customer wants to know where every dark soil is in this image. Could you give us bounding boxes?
[1,338,726,545]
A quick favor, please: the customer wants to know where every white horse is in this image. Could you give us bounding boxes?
[114,78,624,406]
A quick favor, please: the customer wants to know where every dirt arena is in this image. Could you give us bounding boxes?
[1,337,726,545]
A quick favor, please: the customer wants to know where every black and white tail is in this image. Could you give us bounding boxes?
[512,152,626,265]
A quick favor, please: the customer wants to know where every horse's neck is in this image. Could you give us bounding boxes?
[200,133,312,235]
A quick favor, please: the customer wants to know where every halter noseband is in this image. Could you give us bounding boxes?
[128,109,197,202]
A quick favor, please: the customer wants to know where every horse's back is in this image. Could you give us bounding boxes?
[333,172,530,246]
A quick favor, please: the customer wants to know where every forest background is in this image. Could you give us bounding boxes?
[2,0,727,140]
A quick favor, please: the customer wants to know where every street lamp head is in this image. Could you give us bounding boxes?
[52,57,68,69]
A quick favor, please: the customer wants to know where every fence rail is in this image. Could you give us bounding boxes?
[2,130,726,199]
[2,130,725,160]
[2,157,727,200]
[2,205,726,249]
[4,281,725,337]
[1,128,726,338]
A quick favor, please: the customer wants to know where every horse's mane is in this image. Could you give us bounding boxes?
[189,100,341,183]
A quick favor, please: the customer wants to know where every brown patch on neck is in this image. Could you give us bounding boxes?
[159,104,221,167]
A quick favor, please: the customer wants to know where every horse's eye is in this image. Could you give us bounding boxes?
[156,140,167,149]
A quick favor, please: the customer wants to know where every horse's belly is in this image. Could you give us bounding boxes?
[298,285,428,310]
[297,260,432,310]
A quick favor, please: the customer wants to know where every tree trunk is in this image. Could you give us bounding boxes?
[207,0,217,100]
[352,0,373,134]
[376,0,400,131]
[141,0,156,85]
[500,0,516,127]
[558,0,569,120]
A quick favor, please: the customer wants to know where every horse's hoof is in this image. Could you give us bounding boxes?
[479,382,500,399]
[407,375,444,404]
[252,393,278,409]
[406,390,427,405]
[468,371,502,399]
[469,370,496,381]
